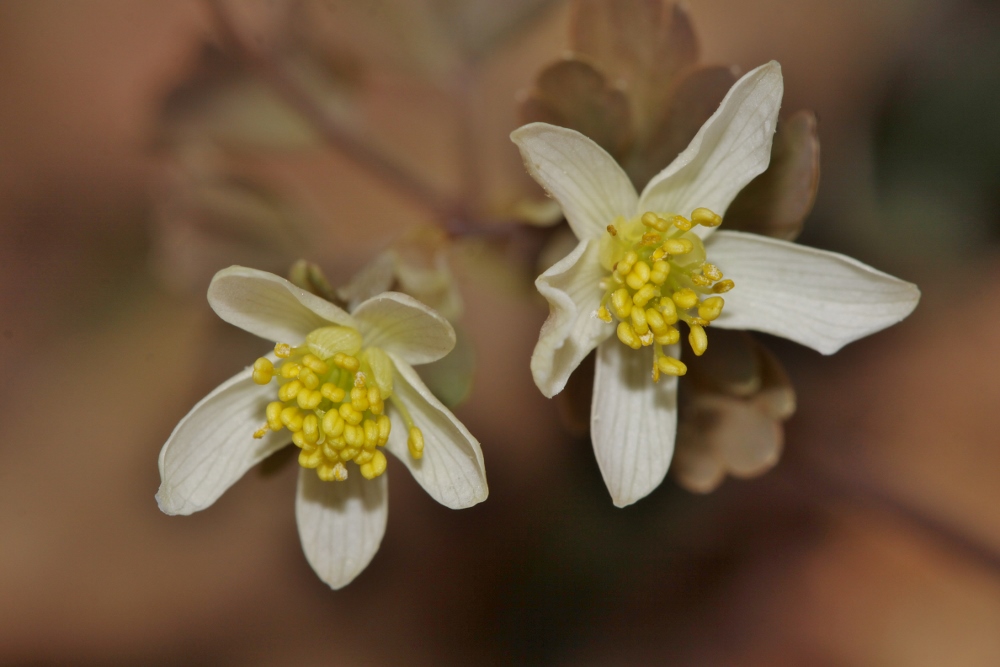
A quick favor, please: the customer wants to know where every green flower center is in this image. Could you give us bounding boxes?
[596,208,734,381]
[249,325,424,482]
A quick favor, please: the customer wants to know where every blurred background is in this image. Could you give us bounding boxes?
[1,0,999,664]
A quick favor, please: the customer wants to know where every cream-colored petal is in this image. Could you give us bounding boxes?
[591,339,678,508]
[156,362,289,516]
[707,231,921,354]
[532,238,615,398]
[511,122,638,240]
[352,292,456,366]
[208,266,357,343]
[295,467,388,590]
[383,356,487,509]
[638,62,783,239]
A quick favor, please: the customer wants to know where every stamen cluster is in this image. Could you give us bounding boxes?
[248,326,423,482]
[597,208,734,381]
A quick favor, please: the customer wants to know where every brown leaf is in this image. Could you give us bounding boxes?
[520,58,633,158]
[724,110,821,241]
[570,0,698,137]
[629,65,737,187]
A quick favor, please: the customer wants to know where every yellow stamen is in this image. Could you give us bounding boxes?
[360,450,388,479]
[656,355,687,376]
[252,358,273,385]
[672,289,699,310]
[253,424,268,439]
[407,428,424,459]
[712,279,735,294]
[688,323,708,356]
[274,343,292,358]
[698,296,725,322]
[607,224,618,236]
[691,207,722,227]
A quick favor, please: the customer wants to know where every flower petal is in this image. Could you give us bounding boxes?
[532,238,615,398]
[511,122,638,240]
[156,363,290,516]
[638,61,783,237]
[208,266,356,343]
[707,231,921,354]
[295,467,388,590]
[591,339,678,507]
[384,356,487,509]
[352,291,456,366]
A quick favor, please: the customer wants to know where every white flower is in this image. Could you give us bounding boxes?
[156,266,488,588]
[511,61,920,508]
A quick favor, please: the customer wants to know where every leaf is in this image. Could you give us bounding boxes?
[520,58,633,158]
[724,110,821,241]
[570,0,698,137]
[628,65,738,187]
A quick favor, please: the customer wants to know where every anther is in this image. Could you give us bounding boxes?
[632,283,657,308]
[616,321,642,349]
[377,415,391,446]
[360,450,388,479]
[658,297,678,324]
[280,406,303,431]
[611,288,633,319]
[656,355,688,376]
[648,260,669,285]
[295,388,321,410]
[322,410,345,438]
[606,224,618,236]
[407,428,424,459]
[654,325,680,346]
[630,307,649,336]
[321,383,346,403]
[596,305,613,323]
[279,362,301,379]
[626,261,651,290]
[278,380,302,402]
[662,239,693,255]
[333,353,360,372]
[299,448,323,469]
[344,424,364,448]
[274,343,292,358]
[301,354,329,375]
[302,414,319,444]
[266,402,284,431]
[688,323,708,356]
[712,279,735,294]
[702,263,723,281]
[672,289,699,310]
[617,251,638,276]
[698,296,725,322]
[672,215,693,231]
[641,232,662,246]
[641,211,669,232]
[691,207,722,227]
[253,424,268,439]
[339,402,363,426]
[317,462,348,482]
[363,420,379,449]
[645,308,667,335]
[350,386,370,413]
[252,358,274,385]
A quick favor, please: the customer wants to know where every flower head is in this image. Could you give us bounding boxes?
[156,266,488,588]
[512,61,920,507]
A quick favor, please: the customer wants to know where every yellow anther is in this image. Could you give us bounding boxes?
[698,296,725,322]
[407,428,424,459]
[360,450,388,480]
[299,448,323,469]
[291,430,309,449]
[280,406,303,432]
[368,387,384,415]
[702,263,723,281]
[641,211,669,231]
[672,289,699,310]
[671,215,693,231]
[712,279,735,294]
[625,261,651,290]
[298,368,320,390]
[279,362,301,379]
[651,247,666,261]
[301,354,329,375]
[350,386,370,412]
[252,358,274,385]
[377,414,391,446]
[266,402,285,431]
[606,224,618,236]
[641,232,662,246]
[656,355,688,376]
[690,316,710,327]
[340,447,360,462]
[596,305,613,323]
[648,260,670,285]
[616,251,638,276]
[658,297,678,324]
[278,379,302,402]
[322,410,345,438]
[632,283,657,308]
[645,308,667,335]
[654,325,680,346]
[344,423,364,448]
[354,449,375,465]
[611,288,633,319]
[253,424,268,439]
[322,442,340,460]
[630,306,649,336]
[363,419,379,449]
[691,207,722,227]
[662,238,693,255]
[353,372,367,388]
[296,388,322,410]
[616,321,642,350]
[333,353,360,372]
[274,342,292,358]
[339,402,363,426]
[320,383,346,403]
[691,273,712,287]
[302,414,319,444]
[688,323,708,356]
[317,462,348,482]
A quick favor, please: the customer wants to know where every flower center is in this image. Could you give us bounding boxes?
[249,325,425,482]
[596,208,734,382]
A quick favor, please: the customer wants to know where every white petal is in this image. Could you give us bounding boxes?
[156,363,289,516]
[707,231,921,354]
[532,239,615,398]
[295,468,388,590]
[511,122,638,240]
[638,62,783,238]
[384,356,487,509]
[591,339,679,507]
[352,292,456,366]
[208,266,357,343]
